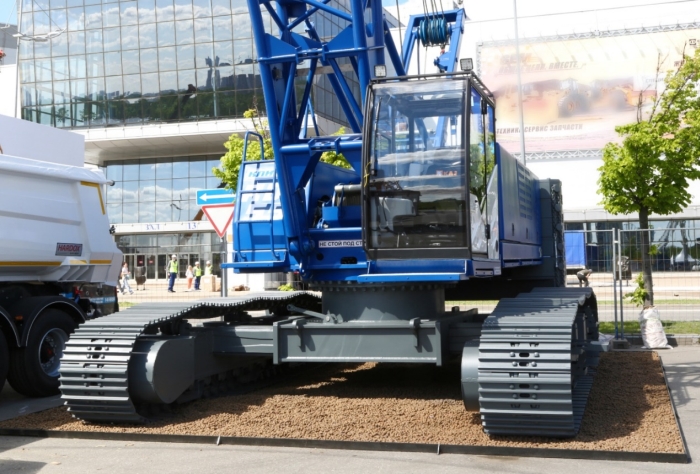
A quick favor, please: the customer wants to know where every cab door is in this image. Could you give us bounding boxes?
[468,84,499,259]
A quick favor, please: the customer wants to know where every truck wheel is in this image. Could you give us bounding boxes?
[611,90,627,110]
[0,332,8,392]
[558,96,575,117]
[7,309,76,397]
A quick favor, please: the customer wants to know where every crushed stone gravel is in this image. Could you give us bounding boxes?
[0,351,684,453]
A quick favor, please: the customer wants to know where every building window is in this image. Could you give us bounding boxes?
[18,0,359,129]
[15,0,261,127]
[115,231,224,280]
[105,155,222,224]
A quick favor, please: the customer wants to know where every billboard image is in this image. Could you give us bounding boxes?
[478,26,699,154]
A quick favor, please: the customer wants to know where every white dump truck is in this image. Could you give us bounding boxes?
[0,115,122,397]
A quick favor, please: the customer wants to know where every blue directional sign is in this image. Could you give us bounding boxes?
[196,188,235,206]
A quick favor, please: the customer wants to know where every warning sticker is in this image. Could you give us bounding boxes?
[318,240,363,248]
[56,243,83,256]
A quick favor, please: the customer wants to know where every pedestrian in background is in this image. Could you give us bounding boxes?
[205,260,213,275]
[194,261,202,291]
[120,262,133,295]
[167,254,178,292]
[577,268,593,287]
[186,265,194,291]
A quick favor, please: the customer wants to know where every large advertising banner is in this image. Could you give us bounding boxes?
[478,27,699,154]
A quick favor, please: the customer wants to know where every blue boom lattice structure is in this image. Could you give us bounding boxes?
[59,3,604,439]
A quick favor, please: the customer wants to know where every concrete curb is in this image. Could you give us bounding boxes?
[0,429,688,464]
[601,333,700,346]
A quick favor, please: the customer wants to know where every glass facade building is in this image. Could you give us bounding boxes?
[18,0,271,127]
[116,231,225,279]
[17,0,398,226]
[16,0,392,128]
[16,0,399,281]
[105,155,222,224]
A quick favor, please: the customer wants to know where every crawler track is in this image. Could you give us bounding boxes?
[59,292,320,423]
[60,288,601,438]
[476,288,599,437]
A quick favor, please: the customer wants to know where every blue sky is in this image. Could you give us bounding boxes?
[0,0,17,26]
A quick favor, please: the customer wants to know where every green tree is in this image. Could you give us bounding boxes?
[214,110,352,189]
[319,126,352,170]
[213,107,274,189]
[55,107,68,126]
[469,134,495,207]
[598,47,700,305]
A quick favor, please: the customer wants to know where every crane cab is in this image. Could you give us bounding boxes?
[361,72,499,262]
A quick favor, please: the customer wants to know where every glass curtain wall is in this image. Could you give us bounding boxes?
[105,155,221,224]
[116,232,224,279]
[17,0,371,129]
[19,0,267,127]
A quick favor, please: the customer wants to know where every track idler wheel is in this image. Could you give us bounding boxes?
[460,341,480,411]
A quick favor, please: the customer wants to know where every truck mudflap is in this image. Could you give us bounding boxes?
[461,287,600,437]
[58,292,320,423]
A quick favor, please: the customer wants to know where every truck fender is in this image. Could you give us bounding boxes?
[0,306,21,347]
[9,296,86,347]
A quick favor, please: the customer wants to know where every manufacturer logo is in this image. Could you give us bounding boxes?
[89,296,116,304]
[56,243,83,256]
[247,170,274,178]
[318,240,363,248]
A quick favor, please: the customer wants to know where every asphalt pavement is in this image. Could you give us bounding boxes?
[0,346,698,473]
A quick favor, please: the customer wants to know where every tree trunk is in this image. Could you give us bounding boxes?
[638,207,654,306]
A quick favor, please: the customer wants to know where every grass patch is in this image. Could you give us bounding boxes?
[598,320,700,334]
[597,299,700,305]
[452,299,700,306]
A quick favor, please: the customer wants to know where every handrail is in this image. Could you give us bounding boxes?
[237,131,281,262]
[242,131,265,162]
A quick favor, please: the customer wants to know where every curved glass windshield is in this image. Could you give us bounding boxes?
[365,80,468,251]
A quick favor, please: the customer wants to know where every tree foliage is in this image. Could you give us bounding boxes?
[469,133,496,206]
[319,127,352,170]
[213,108,273,190]
[598,46,700,305]
[625,273,649,307]
[213,109,352,189]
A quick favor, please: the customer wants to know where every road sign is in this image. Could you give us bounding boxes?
[196,188,235,206]
[201,203,235,238]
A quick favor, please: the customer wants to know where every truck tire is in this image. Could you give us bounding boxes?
[7,309,77,397]
[558,93,586,117]
[0,332,8,393]
[611,89,627,110]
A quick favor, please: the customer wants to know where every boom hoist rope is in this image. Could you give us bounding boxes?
[395,0,403,53]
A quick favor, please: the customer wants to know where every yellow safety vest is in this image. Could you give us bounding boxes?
[169,260,178,273]
[195,266,202,277]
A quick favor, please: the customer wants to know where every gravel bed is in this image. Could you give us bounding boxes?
[0,352,684,453]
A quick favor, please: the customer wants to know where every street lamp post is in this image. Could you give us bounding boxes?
[513,0,526,165]
[13,7,21,118]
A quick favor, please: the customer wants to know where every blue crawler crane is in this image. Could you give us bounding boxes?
[59,2,602,438]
